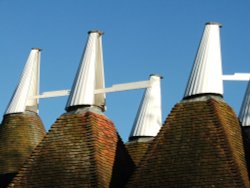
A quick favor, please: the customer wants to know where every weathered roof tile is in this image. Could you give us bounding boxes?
[0,112,45,187]
[9,109,134,187]
[127,97,249,187]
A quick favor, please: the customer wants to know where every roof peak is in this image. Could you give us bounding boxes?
[182,93,224,103]
[184,22,223,98]
[5,48,41,114]
[88,30,103,35]
[206,22,222,27]
[129,74,162,140]
[31,48,42,51]
[65,105,105,116]
[66,31,105,112]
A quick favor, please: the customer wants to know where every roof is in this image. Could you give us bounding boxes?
[125,140,152,167]
[127,96,249,187]
[184,22,223,98]
[5,48,41,114]
[0,112,46,187]
[129,75,162,139]
[239,81,250,127]
[66,31,106,111]
[9,108,135,187]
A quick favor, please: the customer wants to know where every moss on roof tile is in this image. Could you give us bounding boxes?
[127,98,249,187]
[0,112,46,188]
[9,111,134,188]
[126,141,152,167]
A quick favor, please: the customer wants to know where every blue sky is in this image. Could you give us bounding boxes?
[0,0,249,141]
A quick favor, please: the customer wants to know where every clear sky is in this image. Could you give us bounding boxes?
[0,0,249,142]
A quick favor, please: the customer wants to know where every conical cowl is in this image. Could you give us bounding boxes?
[126,75,162,167]
[5,48,41,114]
[0,48,45,187]
[184,22,223,98]
[239,81,250,127]
[129,74,162,140]
[66,31,105,111]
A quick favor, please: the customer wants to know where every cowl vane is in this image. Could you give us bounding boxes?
[5,48,41,114]
[129,74,162,140]
[184,22,223,98]
[66,31,105,111]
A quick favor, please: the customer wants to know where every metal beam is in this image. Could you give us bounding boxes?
[94,80,151,94]
[222,73,250,81]
[34,80,152,99]
[34,90,70,99]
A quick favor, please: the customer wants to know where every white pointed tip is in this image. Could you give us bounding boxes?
[150,74,163,79]
[32,48,42,51]
[66,31,106,112]
[88,30,104,35]
[5,48,41,114]
[184,22,223,98]
[239,81,250,127]
[206,22,222,27]
[129,74,162,139]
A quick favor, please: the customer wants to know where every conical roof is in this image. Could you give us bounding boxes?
[129,74,162,140]
[125,141,152,167]
[66,31,105,111]
[5,48,41,114]
[184,22,223,98]
[9,108,135,187]
[239,81,250,127]
[127,97,249,187]
[0,112,46,188]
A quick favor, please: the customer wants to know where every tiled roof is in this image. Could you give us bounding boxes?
[0,112,45,187]
[127,96,249,187]
[9,109,134,187]
[125,140,152,167]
